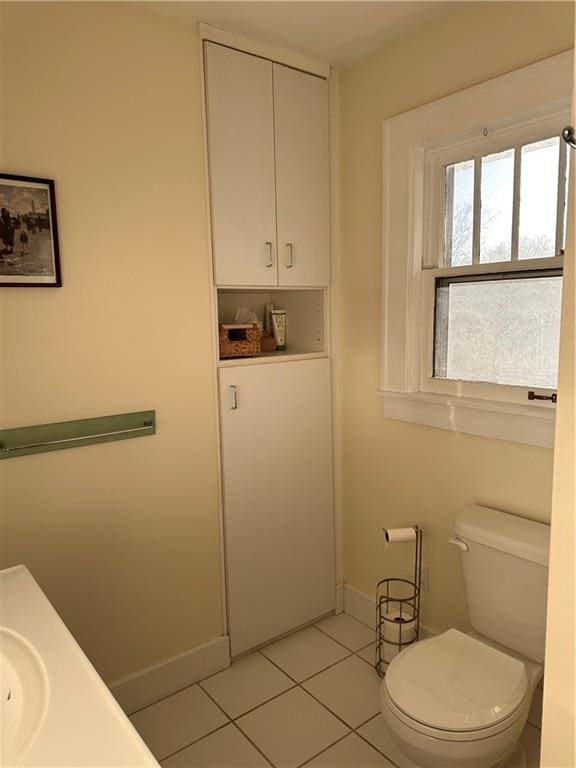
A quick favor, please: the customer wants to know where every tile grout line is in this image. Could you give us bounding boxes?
[326,716,541,768]
[133,639,377,725]
[356,649,381,669]
[234,649,384,734]
[158,680,235,763]
[297,659,385,732]
[127,618,375,717]
[195,681,234,721]
[136,623,398,767]
[159,719,231,764]
[224,648,354,768]
[313,622,354,649]
[255,643,395,760]
[313,622,376,653]
[148,648,389,764]
[354,712,387,732]
[158,639,364,762]
[199,664,349,768]
[259,647,355,686]
[341,606,378,632]
[131,623,539,768]
[295,683,356,732]
[126,623,332,717]
[353,725,403,768]
[255,648,300,685]
[253,649,371,763]
[297,731,353,768]
[265,641,398,768]
[157,712,540,768]
[230,720,276,767]
[296,710,402,768]
[159,683,278,766]
[203,678,300,722]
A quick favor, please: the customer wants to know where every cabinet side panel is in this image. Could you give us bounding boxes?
[274,290,325,353]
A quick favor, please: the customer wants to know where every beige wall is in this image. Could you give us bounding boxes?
[541,81,575,766]
[0,3,223,683]
[1,0,574,687]
[339,2,575,631]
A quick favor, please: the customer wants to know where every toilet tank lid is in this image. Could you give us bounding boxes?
[455,506,550,566]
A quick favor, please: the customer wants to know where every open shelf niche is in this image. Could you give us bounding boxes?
[216,288,326,364]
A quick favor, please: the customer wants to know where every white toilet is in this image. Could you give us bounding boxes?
[380,505,550,768]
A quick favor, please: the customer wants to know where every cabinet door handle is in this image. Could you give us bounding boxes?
[229,385,238,410]
[266,242,274,269]
[286,242,294,269]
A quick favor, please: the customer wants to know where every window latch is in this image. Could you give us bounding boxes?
[528,390,557,404]
[562,126,575,150]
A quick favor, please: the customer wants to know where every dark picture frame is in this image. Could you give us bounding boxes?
[0,173,62,287]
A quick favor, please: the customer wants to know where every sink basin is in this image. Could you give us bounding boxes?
[0,627,49,765]
[0,565,157,766]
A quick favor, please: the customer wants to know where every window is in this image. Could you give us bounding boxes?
[444,136,568,269]
[421,121,569,406]
[433,270,563,389]
[379,51,573,448]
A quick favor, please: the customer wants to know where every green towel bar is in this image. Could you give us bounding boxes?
[0,411,155,459]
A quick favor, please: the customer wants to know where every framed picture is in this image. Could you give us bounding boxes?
[0,173,62,287]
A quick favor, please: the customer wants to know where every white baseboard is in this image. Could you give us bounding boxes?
[110,635,230,715]
[343,583,437,639]
[343,583,377,628]
[335,582,344,614]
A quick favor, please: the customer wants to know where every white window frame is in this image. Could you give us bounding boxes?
[378,51,574,449]
[420,114,568,406]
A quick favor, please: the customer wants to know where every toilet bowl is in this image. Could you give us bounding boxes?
[380,629,541,768]
[380,505,550,768]
[377,506,550,768]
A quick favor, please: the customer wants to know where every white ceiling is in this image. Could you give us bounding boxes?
[150,1,460,68]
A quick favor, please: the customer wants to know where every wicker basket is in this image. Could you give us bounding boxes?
[219,324,261,359]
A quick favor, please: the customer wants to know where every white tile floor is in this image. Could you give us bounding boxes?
[128,614,543,768]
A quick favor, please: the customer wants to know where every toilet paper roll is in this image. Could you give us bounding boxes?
[383,527,417,548]
[381,609,417,663]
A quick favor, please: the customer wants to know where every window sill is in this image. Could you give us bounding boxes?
[376,390,555,449]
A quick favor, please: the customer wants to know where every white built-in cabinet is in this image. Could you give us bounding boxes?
[219,359,335,657]
[204,37,334,657]
[205,42,330,287]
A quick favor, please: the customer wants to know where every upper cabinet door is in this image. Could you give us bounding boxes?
[274,65,330,287]
[205,43,278,286]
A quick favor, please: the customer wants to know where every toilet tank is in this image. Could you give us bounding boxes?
[453,505,550,662]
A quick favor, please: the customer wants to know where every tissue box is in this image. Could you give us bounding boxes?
[219,324,261,359]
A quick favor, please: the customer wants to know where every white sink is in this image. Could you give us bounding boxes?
[0,565,157,767]
[1,628,49,765]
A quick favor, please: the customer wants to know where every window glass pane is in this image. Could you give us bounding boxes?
[518,137,560,260]
[480,148,514,263]
[444,160,474,266]
[434,274,562,389]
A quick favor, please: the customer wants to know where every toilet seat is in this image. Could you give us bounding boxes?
[382,684,527,743]
[384,629,529,737]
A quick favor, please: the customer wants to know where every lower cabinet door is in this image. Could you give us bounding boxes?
[219,358,335,656]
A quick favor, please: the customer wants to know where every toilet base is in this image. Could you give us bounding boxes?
[384,731,527,768]
[381,713,528,768]
[500,742,527,768]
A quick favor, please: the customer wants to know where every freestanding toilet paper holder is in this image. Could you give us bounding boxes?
[375,525,422,676]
